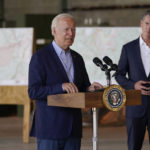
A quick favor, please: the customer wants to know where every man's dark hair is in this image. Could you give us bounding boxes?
[141,10,150,20]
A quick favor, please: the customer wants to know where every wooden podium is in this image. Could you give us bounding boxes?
[47,90,141,150]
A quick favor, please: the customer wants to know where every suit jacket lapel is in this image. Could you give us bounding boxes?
[50,44,69,82]
[148,73,150,79]
[70,51,77,83]
[135,38,147,78]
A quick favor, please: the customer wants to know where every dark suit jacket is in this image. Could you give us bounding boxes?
[115,38,150,118]
[28,43,91,139]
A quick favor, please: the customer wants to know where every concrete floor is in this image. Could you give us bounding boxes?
[0,117,149,150]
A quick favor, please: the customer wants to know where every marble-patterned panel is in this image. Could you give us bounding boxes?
[71,27,141,85]
[0,28,33,85]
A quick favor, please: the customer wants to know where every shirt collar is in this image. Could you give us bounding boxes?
[139,36,150,57]
[52,40,70,56]
[139,35,150,48]
[140,35,145,47]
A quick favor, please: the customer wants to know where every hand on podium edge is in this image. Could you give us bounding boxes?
[62,82,78,93]
[88,82,103,92]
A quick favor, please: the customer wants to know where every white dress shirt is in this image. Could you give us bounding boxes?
[139,36,150,77]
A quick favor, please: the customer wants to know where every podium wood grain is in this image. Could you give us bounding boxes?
[0,86,30,143]
[47,90,141,108]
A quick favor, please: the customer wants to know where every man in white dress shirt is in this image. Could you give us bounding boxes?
[115,10,150,150]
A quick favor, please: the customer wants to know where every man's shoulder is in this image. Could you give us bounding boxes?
[32,43,54,59]
[123,38,139,48]
[31,43,54,62]
[36,43,53,54]
[70,49,82,58]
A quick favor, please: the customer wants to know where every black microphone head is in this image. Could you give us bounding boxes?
[102,64,108,71]
[93,57,103,67]
[103,56,113,66]
[111,64,118,71]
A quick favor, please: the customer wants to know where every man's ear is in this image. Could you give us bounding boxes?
[52,28,56,36]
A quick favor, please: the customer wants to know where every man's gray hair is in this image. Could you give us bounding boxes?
[51,13,74,35]
[141,10,150,20]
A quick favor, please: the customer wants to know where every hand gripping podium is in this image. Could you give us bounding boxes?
[47,90,141,150]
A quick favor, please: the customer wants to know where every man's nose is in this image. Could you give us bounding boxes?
[68,29,74,36]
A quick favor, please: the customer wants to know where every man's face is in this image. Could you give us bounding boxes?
[141,15,150,39]
[53,17,76,50]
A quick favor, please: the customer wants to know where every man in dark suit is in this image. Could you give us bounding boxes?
[115,10,150,150]
[28,13,103,150]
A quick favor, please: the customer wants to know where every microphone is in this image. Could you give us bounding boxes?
[102,64,108,71]
[111,64,118,71]
[93,57,108,71]
[103,56,113,67]
[93,57,103,67]
[103,56,118,71]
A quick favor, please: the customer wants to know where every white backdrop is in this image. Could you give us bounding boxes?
[71,27,141,85]
[0,27,141,86]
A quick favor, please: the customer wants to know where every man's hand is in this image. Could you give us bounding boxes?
[88,82,103,92]
[134,80,150,95]
[62,82,78,93]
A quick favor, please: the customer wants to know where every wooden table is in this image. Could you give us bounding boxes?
[0,86,30,143]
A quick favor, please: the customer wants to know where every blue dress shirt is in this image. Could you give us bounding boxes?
[52,40,74,82]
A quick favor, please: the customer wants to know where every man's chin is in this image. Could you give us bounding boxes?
[66,41,73,46]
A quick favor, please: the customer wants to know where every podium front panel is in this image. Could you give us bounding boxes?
[47,90,141,109]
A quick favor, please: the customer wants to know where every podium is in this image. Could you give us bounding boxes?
[47,90,141,150]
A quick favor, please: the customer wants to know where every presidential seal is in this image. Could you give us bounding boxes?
[103,85,126,111]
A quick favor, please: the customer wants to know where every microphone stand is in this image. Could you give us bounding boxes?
[92,69,111,150]
[92,60,114,150]
[105,69,111,87]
